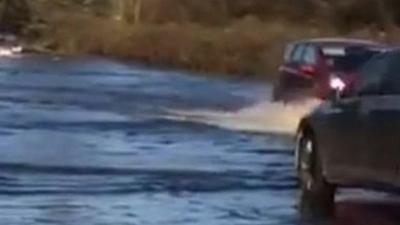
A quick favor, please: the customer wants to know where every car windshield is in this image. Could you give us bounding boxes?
[324,47,381,72]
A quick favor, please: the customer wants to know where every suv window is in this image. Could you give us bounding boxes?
[284,44,295,62]
[381,52,400,95]
[290,44,305,63]
[355,54,389,96]
[327,50,380,73]
[303,45,317,64]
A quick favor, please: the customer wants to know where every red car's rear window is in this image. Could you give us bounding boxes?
[323,46,382,72]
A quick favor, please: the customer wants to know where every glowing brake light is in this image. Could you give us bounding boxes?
[300,65,316,76]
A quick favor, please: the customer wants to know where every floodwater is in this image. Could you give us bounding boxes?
[0,55,398,225]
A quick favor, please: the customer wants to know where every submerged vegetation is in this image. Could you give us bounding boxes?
[2,0,400,77]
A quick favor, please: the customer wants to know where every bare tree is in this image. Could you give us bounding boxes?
[112,0,142,25]
[133,0,142,25]
[376,0,393,26]
[112,0,124,21]
[375,0,395,42]
[0,0,31,33]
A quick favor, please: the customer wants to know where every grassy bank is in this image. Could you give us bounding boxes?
[41,16,388,79]
[37,16,334,78]
[7,0,400,78]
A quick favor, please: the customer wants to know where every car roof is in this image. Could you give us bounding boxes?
[293,38,383,47]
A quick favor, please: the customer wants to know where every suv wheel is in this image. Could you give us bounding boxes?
[297,131,336,218]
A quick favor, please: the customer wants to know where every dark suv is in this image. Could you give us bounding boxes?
[273,38,386,103]
[296,49,400,216]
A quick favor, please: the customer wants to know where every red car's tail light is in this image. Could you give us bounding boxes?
[300,65,316,76]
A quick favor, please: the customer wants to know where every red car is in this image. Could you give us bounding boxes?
[273,38,387,103]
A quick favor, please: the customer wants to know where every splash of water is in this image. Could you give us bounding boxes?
[164,99,321,134]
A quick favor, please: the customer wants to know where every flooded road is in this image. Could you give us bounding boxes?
[0,55,398,225]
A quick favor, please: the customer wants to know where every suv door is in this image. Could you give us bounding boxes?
[360,52,400,185]
[297,44,318,79]
[274,44,306,100]
[279,43,299,77]
[318,54,388,183]
[304,45,331,97]
[281,44,306,85]
[275,44,295,97]
[317,91,362,182]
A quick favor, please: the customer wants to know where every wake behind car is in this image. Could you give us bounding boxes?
[295,49,400,216]
[273,38,386,103]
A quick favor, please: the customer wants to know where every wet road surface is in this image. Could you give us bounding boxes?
[0,55,398,225]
